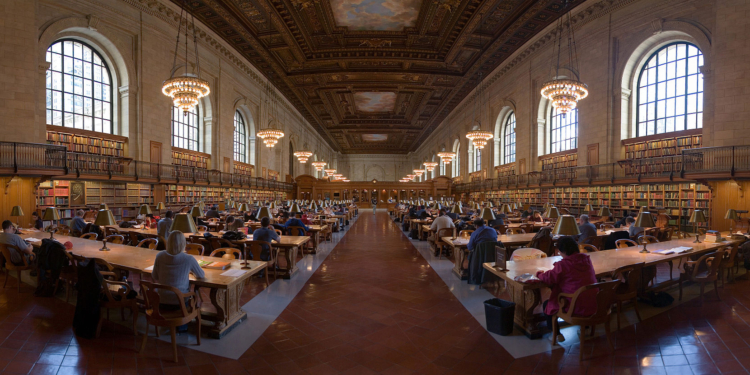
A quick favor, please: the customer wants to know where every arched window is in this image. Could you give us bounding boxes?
[637,42,703,136]
[172,106,200,151]
[46,40,113,133]
[234,111,246,163]
[475,147,481,172]
[550,107,578,153]
[504,113,516,164]
[440,159,446,176]
[452,141,461,177]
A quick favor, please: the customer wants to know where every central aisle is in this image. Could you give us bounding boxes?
[242,211,516,373]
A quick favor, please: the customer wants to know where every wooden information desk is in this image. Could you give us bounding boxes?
[481,238,740,339]
[20,233,265,339]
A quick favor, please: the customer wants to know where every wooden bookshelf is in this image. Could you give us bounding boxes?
[46,125,126,157]
[172,148,210,169]
[540,151,577,171]
[622,130,702,159]
[233,161,254,176]
[37,180,153,223]
[495,164,516,177]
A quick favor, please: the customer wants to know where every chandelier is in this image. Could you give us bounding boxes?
[540,1,588,114]
[312,161,327,171]
[333,174,343,180]
[465,73,493,149]
[162,0,210,115]
[423,161,438,172]
[466,130,493,149]
[406,174,416,181]
[400,178,409,182]
[342,179,350,182]
[437,151,456,164]
[413,169,425,177]
[257,83,285,148]
[324,169,336,177]
[293,151,313,163]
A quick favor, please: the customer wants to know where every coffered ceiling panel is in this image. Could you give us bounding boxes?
[180,0,582,153]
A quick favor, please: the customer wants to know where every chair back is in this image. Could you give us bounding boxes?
[196,225,208,232]
[126,232,140,246]
[56,226,71,235]
[137,238,159,249]
[458,230,474,239]
[723,243,739,265]
[185,243,204,256]
[216,223,225,232]
[208,237,236,252]
[140,281,199,325]
[687,249,725,282]
[435,227,454,246]
[492,224,507,234]
[287,226,306,236]
[612,263,644,300]
[637,235,659,244]
[557,280,620,323]
[247,240,274,263]
[104,227,120,237]
[80,233,98,240]
[519,223,535,233]
[579,244,599,253]
[658,227,674,241]
[210,248,241,260]
[207,218,219,225]
[615,239,638,249]
[506,228,525,235]
[511,248,547,261]
[274,229,283,236]
[0,244,30,269]
[105,235,125,244]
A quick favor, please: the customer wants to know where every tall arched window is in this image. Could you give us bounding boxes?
[504,113,516,164]
[440,159,446,176]
[637,42,703,136]
[234,111,246,163]
[475,147,481,172]
[172,106,200,151]
[550,107,578,153]
[452,141,461,177]
[46,40,113,133]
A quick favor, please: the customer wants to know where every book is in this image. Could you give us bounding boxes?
[653,247,692,255]
[198,260,231,270]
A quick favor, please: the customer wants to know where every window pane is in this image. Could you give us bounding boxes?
[234,111,247,163]
[550,107,577,153]
[636,42,703,136]
[172,106,200,152]
[504,113,516,164]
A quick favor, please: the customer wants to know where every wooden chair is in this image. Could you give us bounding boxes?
[196,225,208,232]
[519,223,535,233]
[0,244,32,292]
[56,227,71,235]
[136,238,159,249]
[287,226,307,236]
[105,235,125,244]
[208,238,237,253]
[679,249,725,305]
[245,241,276,285]
[215,223,225,232]
[80,233,98,240]
[210,248,241,260]
[274,229,283,236]
[104,227,120,237]
[615,239,638,249]
[139,281,201,363]
[56,252,86,303]
[611,263,644,330]
[185,243,204,256]
[637,235,658,244]
[458,230,473,239]
[719,244,739,287]
[578,244,599,253]
[600,224,615,231]
[552,280,621,361]
[434,227,455,260]
[126,232,141,246]
[492,224,507,234]
[506,228,526,235]
[95,259,138,338]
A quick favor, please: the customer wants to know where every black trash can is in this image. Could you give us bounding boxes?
[484,298,515,336]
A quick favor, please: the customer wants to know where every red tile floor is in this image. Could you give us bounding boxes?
[2,212,750,374]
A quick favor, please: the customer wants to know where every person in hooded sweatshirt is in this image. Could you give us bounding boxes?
[536,236,597,343]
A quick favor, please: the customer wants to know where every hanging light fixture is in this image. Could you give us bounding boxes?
[413,169,425,177]
[257,83,285,147]
[465,72,493,149]
[312,161,327,171]
[293,151,313,163]
[423,161,438,172]
[407,174,416,181]
[540,0,588,114]
[437,151,456,164]
[324,169,336,177]
[162,0,210,115]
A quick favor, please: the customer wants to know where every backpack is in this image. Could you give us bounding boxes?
[222,231,246,241]
[410,228,420,239]
[643,291,674,307]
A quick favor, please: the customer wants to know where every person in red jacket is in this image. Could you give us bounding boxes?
[536,236,597,342]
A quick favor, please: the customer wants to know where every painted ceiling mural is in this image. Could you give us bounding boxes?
[329,0,422,31]
[362,134,389,142]
[185,0,585,153]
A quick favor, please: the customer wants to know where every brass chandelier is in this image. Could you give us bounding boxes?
[423,161,438,172]
[437,151,456,164]
[312,161,327,171]
[540,1,588,114]
[293,151,313,163]
[162,0,210,115]
[257,83,285,148]
[465,73,492,149]
[413,169,425,177]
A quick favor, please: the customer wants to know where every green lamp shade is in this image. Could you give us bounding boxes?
[553,215,581,236]
[480,207,496,221]
[584,204,593,212]
[170,213,197,234]
[94,209,116,226]
[10,206,23,217]
[451,204,463,214]
[688,210,707,223]
[43,207,60,221]
[99,203,109,210]
[156,202,166,210]
[598,206,612,217]
[634,212,656,228]
[257,207,273,220]
[544,206,560,219]
[725,209,739,220]
[638,206,648,214]
[431,203,440,210]
[190,206,202,218]
[309,202,318,211]
[500,204,512,214]
[290,203,301,213]
[238,203,249,212]
[139,204,152,215]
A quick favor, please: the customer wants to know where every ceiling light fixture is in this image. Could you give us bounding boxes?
[466,72,493,149]
[293,151,313,163]
[324,169,336,177]
[312,161,327,171]
[423,162,438,172]
[257,82,285,147]
[437,151,456,164]
[413,169,425,177]
[162,0,210,115]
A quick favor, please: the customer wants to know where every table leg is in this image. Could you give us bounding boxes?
[310,231,319,254]
[276,246,299,279]
[203,282,247,339]
[506,282,545,339]
[452,247,468,280]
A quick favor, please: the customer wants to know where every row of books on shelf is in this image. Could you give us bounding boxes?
[172,150,209,169]
[46,130,125,157]
[624,134,702,159]
[541,153,578,171]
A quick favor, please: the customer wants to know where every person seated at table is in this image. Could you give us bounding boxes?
[157,211,174,240]
[536,236,597,343]
[521,208,533,219]
[144,214,156,228]
[152,231,205,332]
[614,213,635,228]
[489,213,505,228]
[626,217,644,238]
[577,214,598,245]
[531,211,544,223]
[446,209,459,221]
[0,220,35,266]
[467,218,498,252]
[205,205,220,219]
[253,217,280,262]
[31,212,43,230]
[300,214,313,226]
[430,209,455,233]
[281,212,309,236]
[70,210,87,234]
[82,223,104,240]
[224,216,244,232]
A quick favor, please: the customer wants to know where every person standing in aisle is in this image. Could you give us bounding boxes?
[371,197,377,214]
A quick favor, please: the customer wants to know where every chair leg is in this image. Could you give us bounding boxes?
[678,277,683,301]
[3,269,7,289]
[131,307,139,336]
[155,325,160,338]
[579,325,585,362]
[196,314,201,346]
[699,283,705,305]
[140,324,149,353]
[669,261,674,281]
[632,297,643,322]
[96,309,105,338]
[16,270,21,292]
[714,280,721,301]
[616,301,622,330]
[169,326,178,363]
[551,315,558,346]
[604,320,614,351]
[265,266,270,286]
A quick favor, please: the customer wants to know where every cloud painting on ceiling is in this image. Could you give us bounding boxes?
[353,92,397,112]
[362,134,389,142]
[330,0,422,31]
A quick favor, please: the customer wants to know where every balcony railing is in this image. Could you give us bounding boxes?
[453,146,750,193]
[0,141,294,192]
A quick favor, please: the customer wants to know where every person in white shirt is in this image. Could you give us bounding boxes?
[429,209,455,257]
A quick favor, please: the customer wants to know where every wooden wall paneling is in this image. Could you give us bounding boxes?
[223,157,230,173]
[2,177,40,229]
[150,141,162,164]
[587,144,599,166]
[708,180,747,232]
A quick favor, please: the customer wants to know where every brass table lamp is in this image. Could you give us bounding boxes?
[10,206,23,227]
[552,215,581,236]
[725,209,739,234]
[451,203,463,215]
[480,207,496,222]
[688,210,707,243]
[43,207,60,239]
[170,213,198,234]
[94,209,117,251]
[634,212,656,253]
